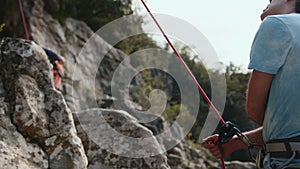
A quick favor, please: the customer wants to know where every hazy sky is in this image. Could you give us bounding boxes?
[133,0,269,70]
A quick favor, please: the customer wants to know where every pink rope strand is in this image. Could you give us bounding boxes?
[18,0,29,40]
[140,1,226,168]
[140,0,225,125]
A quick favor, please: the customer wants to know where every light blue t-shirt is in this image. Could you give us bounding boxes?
[249,13,300,142]
[249,13,300,168]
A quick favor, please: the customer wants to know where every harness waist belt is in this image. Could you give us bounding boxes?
[266,135,300,159]
[269,151,300,159]
[266,142,300,152]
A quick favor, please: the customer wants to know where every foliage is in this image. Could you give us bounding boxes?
[179,57,255,161]
[52,0,133,30]
[115,34,159,55]
[163,102,192,123]
[53,0,158,55]
[223,63,255,129]
[172,53,255,141]
[0,24,5,32]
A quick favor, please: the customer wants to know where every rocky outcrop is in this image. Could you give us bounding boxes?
[0,79,47,169]
[0,37,172,169]
[0,37,88,169]
[76,109,170,169]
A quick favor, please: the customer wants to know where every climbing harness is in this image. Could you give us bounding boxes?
[263,136,300,169]
[17,0,29,40]
[140,1,256,168]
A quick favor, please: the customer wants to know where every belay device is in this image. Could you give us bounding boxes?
[218,121,253,147]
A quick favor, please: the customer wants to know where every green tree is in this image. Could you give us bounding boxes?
[223,63,256,130]
[53,0,133,30]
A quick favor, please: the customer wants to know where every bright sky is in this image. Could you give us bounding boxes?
[133,0,269,70]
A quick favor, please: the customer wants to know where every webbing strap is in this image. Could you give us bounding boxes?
[266,143,287,152]
[291,143,300,151]
[266,142,300,152]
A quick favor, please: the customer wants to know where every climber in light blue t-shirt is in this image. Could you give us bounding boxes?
[249,13,300,143]
[249,13,300,169]
[203,0,300,168]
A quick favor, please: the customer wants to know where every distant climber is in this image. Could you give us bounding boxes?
[42,47,65,89]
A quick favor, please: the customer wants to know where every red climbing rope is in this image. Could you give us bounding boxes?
[17,0,29,40]
[140,0,227,168]
[140,0,225,125]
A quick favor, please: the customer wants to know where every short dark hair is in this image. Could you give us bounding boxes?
[297,0,300,13]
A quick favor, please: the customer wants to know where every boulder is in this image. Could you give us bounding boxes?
[76,108,170,169]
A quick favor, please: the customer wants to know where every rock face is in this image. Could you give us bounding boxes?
[0,0,257,169]
[0,37,172,169]
[0,37,88,169]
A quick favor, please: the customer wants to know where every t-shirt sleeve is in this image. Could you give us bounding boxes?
[248,16,293,74]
